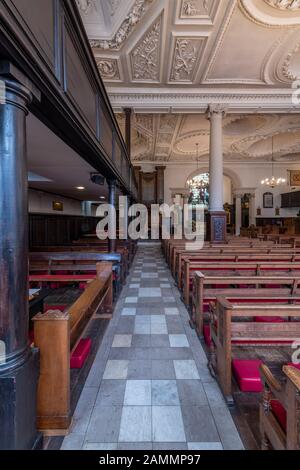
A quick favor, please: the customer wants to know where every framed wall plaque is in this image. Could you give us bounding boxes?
[290,170,300,187]
[52,201,63,211]
[263,192,273,209]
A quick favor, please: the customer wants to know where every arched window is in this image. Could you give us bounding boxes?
[187,172,209,207]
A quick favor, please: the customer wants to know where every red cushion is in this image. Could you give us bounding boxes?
[44,304,67,313]
[232,359,263,392]
[70,338,92,369]
[203,325,212,347]
[254,317,286,323]
[270,400,287,431]
[287,362,300,371]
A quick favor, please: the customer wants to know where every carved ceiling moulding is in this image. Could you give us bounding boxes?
[130,15,162,81]
[76,0,97,15]
[264,0,300,10]
[96,58,120,81]
[240,0,300,27]
[282,42,300,80]
[181,0,210,18]
[170,38,203,82]
[89,0,155,51]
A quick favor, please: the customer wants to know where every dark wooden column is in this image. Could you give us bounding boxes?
[107,179,117,252]
[0,73,41,449]
[124,108,132,156]
[156,166,166,205]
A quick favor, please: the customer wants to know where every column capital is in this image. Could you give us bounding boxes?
[207,104,228,119]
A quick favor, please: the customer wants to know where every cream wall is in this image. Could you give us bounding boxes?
[29,189,84,215]
[164,162,300,219]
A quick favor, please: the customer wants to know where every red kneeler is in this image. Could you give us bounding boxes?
[232,359,263,393]
[70,338,92,369]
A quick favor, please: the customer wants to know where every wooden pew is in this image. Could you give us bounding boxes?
[259,365,300,450]
[170,245,300,277]
[29,252,124,295]
[176,252,300,289]
[33,262,113,435]
[209,297,300,402]
[30,246,130,279]
[191,273,300,338]
[183,261,300,307]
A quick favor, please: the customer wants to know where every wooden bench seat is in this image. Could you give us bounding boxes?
[183,261,300,307]
[208,297,300,402]
[33,262,113,435]
[29,252,125,295]
[175,251,300,287]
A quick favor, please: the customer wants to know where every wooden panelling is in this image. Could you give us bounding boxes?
[64,26,97,132]
[29,213,100,248]
[10,0,55,69]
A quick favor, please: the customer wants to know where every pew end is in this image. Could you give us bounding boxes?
[33,270,113,435]
[259,364,300,450]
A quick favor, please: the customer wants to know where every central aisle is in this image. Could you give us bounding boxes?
[62,245,244,451]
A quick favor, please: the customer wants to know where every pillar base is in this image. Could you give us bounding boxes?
[206,211,227,243]
[0,348,42,450]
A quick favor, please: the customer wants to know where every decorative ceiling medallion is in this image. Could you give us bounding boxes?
[170,38,203,82]
[264,0,300,10]
[90,0,155,51]
[96,58,120,81]
[130,15,162,81]
[240,0,300,27]
[181,0,210,18]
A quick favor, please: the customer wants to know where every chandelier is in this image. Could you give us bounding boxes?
[261,136,286,188]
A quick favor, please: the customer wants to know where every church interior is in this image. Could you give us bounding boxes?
[1,0,300,452]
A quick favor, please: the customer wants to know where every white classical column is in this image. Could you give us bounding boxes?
[235,192,243,236]
[208,104,227,213]
[249,193,256,226]
[207,104,227,242]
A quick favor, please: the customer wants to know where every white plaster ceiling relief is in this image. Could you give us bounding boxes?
[159,114,178,132]
[110,0,122,16]
[76,0,97,15]
[282,41,300,80]
[170,38,204,82]
[130,15,162,81]
[232,129,300,158]
[90,0,155,51]
[135,114,154,135]
[96,58,121,81]
[223,115,269,136]
[181,0,209,17]
[264,0,300,10]
[240,0,300,27]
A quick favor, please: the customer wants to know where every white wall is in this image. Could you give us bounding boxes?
[164,161,300,218]
[29,189,84,215]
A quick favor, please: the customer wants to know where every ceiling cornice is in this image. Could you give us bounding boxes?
[108,88,299,113]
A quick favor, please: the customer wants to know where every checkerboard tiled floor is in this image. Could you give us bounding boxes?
[62,245,244,451]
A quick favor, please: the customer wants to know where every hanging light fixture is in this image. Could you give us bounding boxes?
[261,136,286,188]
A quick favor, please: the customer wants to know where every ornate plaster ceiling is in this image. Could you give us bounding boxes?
[77,0,300,164]
[116,112,300,163]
